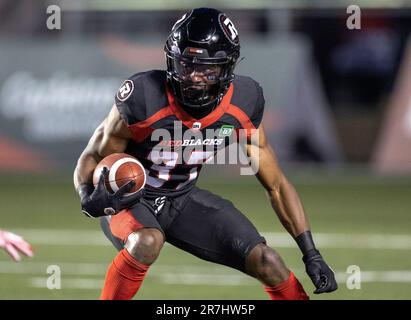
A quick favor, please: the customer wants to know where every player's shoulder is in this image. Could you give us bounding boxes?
[232,74,264,106]
[230,74,265,124]
[115,70,168,125]
[233,74,262,91]
[127,69,166,87]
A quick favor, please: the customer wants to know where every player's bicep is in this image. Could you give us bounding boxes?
[74,105,132,187]
[85,105,131,158]
[97,105,132,157]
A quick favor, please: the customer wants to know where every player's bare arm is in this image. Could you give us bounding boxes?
[73,105,141,218]
[73,105,131,190]
[247,124,310,237]
[247,124,338,294]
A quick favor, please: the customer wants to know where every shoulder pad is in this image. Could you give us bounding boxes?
[115,70,168,125]
[231,75,265,128]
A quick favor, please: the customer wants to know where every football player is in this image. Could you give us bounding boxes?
[74,8,337,300]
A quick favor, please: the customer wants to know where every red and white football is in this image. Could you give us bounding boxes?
[92,153,146,195]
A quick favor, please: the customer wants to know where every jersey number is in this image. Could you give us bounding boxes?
[147,150,214,189]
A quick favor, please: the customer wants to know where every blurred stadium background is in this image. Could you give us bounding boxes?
[0,0,410,299]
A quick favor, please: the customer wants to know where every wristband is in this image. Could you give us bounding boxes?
[295,230,316,256]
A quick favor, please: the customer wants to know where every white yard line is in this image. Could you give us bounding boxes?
[1,260,411,288]
[0,261,238,276]
[30,277,104,290]
[11,229,108,246]
[9,228,411,250]
[0,261,260,278]
[0,261,107,275]
[158,271,411,286]
[27,270,411,289]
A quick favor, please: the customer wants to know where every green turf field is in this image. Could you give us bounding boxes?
[0,171,410,300]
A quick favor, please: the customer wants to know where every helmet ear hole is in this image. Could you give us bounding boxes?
[165,8,240,108]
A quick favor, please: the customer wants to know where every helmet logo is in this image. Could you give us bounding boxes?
[219,13,239,45]
[116,80,134,102]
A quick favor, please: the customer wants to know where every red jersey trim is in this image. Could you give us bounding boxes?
[166,83,234,129]
[128,107,174,142]
[226,104,257,138]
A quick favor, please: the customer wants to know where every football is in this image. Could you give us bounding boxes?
[92,153,146,195]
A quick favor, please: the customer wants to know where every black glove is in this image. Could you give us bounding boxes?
[303,249,338,294]
[78,167,144,218]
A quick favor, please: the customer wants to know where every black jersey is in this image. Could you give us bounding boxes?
[115,70,264,197]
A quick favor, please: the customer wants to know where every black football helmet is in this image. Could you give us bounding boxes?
[165,8,240,108]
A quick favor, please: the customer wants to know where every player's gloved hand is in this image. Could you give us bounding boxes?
[303,249,338,294]
[0,230,34,262]
[78,167,144,218]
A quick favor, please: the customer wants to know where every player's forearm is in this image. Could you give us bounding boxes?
[267,178,320,257]
[267,178,310,238]
[73,121,110,191]
[73,151,101,190]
